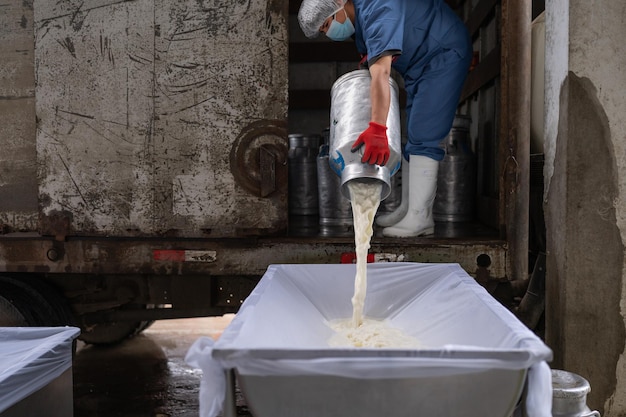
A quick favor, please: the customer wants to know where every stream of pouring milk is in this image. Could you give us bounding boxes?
[327,181,421,348]
[347,181,381,328]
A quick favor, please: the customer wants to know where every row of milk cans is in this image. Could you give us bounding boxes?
[288,115,476,236]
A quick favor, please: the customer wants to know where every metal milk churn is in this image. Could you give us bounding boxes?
[288,134,321,215]
[329,70,402,201]
[317,141,353,236]
[433,115,476,222]
[551,370,601,417]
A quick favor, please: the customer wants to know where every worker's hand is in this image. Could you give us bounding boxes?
[351,122,390,165]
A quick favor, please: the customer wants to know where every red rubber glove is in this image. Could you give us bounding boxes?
[351,122,390,166]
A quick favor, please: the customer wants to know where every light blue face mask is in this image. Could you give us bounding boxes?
[325,9,354,41]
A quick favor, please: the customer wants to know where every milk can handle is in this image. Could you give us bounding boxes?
[582,411,601,417]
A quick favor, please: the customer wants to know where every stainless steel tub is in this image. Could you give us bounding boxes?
[201,263,552,417]
[233,365,526,417]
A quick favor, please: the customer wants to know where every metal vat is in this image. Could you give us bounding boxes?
[329,70,402,201]
[433,115,477,222]
[0,327,79,417]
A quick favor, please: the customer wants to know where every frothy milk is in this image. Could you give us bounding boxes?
[328,318,421,348]
[347,181,382,328]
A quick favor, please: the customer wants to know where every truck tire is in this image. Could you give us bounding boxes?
[78,304,157,345]
[0,291,30,326]
[0,275,75,327]
[79,321,147,345]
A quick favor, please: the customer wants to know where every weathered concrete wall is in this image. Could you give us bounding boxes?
[544,0,626,414]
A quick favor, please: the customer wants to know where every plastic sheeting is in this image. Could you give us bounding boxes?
[186,263,553,417]
[0,327,80,413]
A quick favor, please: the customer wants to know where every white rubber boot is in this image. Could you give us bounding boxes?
[382,155,439,237]
[375,157,409,227]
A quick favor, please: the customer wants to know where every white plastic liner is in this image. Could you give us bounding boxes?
[186,263,553,417]
[0,326,80,413]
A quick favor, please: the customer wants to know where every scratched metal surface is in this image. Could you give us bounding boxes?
[33,0,289,237]
[0,1,39,231]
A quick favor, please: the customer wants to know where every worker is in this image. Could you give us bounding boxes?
[298,0,472,237]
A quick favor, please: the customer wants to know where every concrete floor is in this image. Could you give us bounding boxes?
[73,316,246,417]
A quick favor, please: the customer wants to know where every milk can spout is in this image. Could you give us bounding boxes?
[339,164,392,201]
[329,70,402,201]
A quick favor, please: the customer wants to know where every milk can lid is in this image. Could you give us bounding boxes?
[551,369,592,399]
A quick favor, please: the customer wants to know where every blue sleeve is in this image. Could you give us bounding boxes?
[356,0,405,63]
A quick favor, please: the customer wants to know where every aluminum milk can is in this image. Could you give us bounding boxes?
[552,370,601,417]
[317,143,353,236]
[329,70,402,201]
[433,115,476,222]
[288,134,321,215]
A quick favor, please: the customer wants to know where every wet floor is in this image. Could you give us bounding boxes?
[73,316,250,417]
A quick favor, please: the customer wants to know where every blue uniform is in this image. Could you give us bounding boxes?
[353,0,472,161]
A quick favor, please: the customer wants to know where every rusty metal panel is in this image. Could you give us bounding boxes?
[0,235,508,280]
[0,0,38,232]
[33,0,288,238]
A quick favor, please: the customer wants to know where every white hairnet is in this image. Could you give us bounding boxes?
[298,0,347,38]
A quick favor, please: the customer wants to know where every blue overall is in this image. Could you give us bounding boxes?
[353,0,472,161]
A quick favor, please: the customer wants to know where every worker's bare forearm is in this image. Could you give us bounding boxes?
[368,55,393,126]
